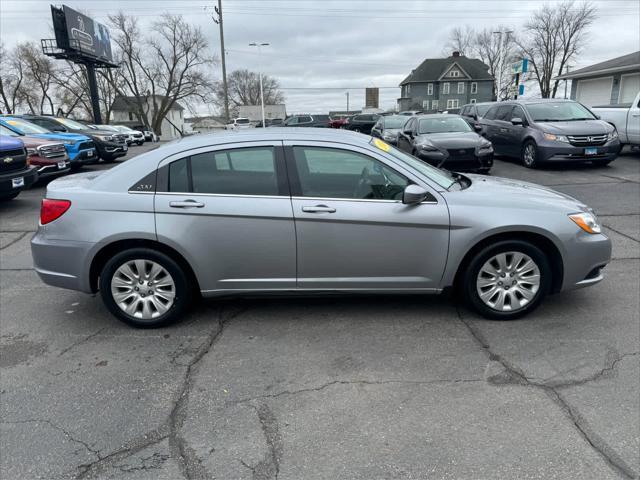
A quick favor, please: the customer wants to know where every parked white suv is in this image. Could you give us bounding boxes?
[225,118,253,130]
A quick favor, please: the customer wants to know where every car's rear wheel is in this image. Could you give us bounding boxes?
[462,240,551,320]
[99,248,191,328]
[521,140,539,168]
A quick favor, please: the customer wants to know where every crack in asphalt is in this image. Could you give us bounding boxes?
[2,419,101,460]
[230,378,482,405]
[456,307,638,480]
[168,303,248,480]
[604,224,640,244]
[58,327,107,357]
[0,231,29,251]
[246,403,283,480]
[72,303,248,479]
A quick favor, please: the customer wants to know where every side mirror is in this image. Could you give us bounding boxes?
[511,117,524,126]
[473,123,483,131]
[403,184,430,205]
[402,128,412,136]
[595,114,601,120]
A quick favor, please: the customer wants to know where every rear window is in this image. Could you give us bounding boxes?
[168,147,279,196]
[476,104,491,117]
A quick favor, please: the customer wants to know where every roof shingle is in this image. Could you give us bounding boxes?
[400,55,493,85]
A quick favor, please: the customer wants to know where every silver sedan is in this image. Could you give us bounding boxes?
[31,129,611,327]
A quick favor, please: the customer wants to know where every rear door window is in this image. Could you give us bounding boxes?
[495,105,515,122]
[483,106,498,120]
[168,147,280,196]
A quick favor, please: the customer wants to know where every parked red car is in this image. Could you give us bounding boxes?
[329,115,350,129]
[0,124,70,178]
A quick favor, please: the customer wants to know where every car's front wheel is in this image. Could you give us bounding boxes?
[462,240,551,320]
[99,248,192,328]
[521,140,539,168]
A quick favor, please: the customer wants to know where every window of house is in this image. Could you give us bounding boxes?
[443,83,450,94]
[471,82,478,94]
[427,83,433,95]
[458,82,465,94]
[128,112,134,121]
[432,99,439,111]
[470,98,477,104]
[168,147,279,196]
[450,70,460,77]
[422,100,429,110]
[447,99,459,109]
[292,146,408,201]
[406,84,411,95]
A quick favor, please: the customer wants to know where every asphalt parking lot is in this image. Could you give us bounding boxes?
[1,142,639,480]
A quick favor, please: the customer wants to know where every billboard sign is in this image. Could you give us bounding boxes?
[511,58,529,75]
[52,5,113,63]
[365,87,379,109]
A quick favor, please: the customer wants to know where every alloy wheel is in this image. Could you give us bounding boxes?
[476,251,540,312]
[110,259,176,319]
[523,144,536,166]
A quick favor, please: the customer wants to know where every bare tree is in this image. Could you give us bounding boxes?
[443,26,476,56]
[213,69,285,116]
[475,27,518,100]
[107,12,216,134]
[0,42,25,114]
[516,1,596,98]
[15,42,58,114]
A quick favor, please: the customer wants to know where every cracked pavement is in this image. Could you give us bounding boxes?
[1,147,639,479]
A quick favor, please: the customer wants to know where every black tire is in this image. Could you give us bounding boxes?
[462,240,551,320]
[99,248,192,328]
[521,140,539,168]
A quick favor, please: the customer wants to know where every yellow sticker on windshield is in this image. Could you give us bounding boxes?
[372,137,390,152]
[6,120,17,125]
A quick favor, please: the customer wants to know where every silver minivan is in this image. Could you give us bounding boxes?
[32,129,611,327]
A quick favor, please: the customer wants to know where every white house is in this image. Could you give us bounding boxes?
[556,51,640,107]
[110,95,186,140]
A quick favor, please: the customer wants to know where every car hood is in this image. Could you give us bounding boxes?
[31,132,91,142]
[534,119,613,135]
[383,128,401,135]
[0,135,24,150]
[417,131,483,148]
[18,135,65,147]
[458,173,588,212]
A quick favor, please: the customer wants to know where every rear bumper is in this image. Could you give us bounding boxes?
[0,166,38,194]
[538,140,621,162]
[31,230,94,293]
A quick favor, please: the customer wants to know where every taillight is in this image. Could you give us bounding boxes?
[40,199,71,225]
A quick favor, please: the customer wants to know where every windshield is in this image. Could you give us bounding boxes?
[476,104,491,116]
[236,118,250,124]
[56,117,89,130]
[0,125,20,137]
[3,118,51,134]
[377,141,457,189]
[527,102,596,122]
[98,125,119,132]
[383,116,407,129]
[418,116,471,134]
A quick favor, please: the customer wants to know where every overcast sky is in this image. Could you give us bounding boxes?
[1,0,638,115]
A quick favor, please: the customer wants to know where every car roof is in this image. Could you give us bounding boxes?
[496,98,576,106]
[414,113,463,119]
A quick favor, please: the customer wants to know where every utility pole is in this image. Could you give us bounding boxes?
[211,0,229,122]
[564,65,571,99]
[249,42,269,127]
[345,91,350,113]
[493,29,513,101]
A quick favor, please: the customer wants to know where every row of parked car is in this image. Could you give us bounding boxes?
[0,114,153,201]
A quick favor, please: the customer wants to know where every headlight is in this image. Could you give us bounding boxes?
[477,141,493,151]
[568,212,601,234]
[607,130,618,141]
[62,140,77,146]
[543,133,569,143]
[94,134,113,141]
[26,147,37,157]
[382,132,396,140]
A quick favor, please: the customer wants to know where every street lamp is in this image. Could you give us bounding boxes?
[249,42,269,128]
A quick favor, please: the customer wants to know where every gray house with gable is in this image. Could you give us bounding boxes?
[398,52,494,112]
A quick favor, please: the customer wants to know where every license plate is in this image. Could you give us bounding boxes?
[585,147,598,155]
[12,177,24,188]
[57,161,67,169]
[123,145,128,151]
[87,150,94,157]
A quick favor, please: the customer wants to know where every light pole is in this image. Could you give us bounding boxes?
[345,91,350,113]
[249,42,269,127]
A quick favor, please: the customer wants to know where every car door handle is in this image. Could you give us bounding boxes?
[169,200,205,208]
[499,128,508,132]
[302,205,336,213]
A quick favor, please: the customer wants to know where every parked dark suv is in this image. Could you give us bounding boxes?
[341,114,380,134]
[19,115,128,163]
[460,102,494,130]
[479,100,621,168]
[283,115,330,128]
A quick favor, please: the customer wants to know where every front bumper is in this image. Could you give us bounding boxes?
[68,148,98,164]
[538,139,621,162]
[561,231,612,292]
[96,142,128,160]
[29,156,71,178]
[416,149,494,171]
[0,166,38,194]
